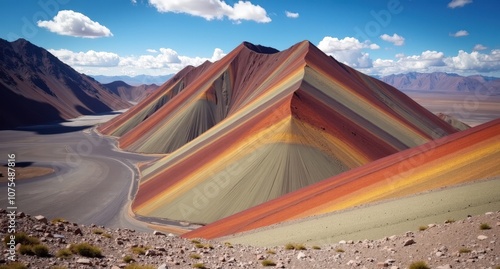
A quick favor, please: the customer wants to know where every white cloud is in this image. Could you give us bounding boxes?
[49,47,226,76]
[285,11,299,19]
[473,44,487,51]
[448,0,472,8]
[37,10,112,38]
[317,36,379,68]
[146,49,158,53]
[450,30,469,37]
[364,49,500,77]
[49,49,120,66]
[380,33,405,46]
[148,0,271,23]
[445,49,500,72]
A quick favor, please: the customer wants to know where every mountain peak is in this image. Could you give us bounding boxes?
[242,41,280,54]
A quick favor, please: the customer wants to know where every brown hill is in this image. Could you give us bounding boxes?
[0,38,130,129]
[381,72,500,94]
[103,80,159,103]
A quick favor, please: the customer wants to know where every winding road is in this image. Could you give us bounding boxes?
[0,113,158,231]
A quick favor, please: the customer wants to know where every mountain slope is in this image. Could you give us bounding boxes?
[0,38,130,129]
[103,80,159,103]
[99,40,457,225]
[184,118,500,239]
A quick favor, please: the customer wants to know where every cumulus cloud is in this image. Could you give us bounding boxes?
[49,49,120,66]
[317,36,379,68]
[448,0,472,8]
[146,49,158,53]
[450,30,469,37]
[49,47,226,76]
[380,33,405,46]
[148,0,271,23]
[445,49,500,72]
[473,44,487,51]
[285,11,299,19]
[37,10,113,38]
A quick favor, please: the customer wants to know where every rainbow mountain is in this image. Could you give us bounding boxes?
[98,40,457,224]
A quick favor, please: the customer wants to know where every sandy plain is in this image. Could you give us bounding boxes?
[0,111,157,231]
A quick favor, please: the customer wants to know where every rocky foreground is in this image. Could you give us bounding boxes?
[0,208,499,269]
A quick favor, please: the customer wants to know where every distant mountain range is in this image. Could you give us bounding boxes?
[0,38,131,129]
[102,81,159,103]
[380,72,500,94]
[92,74,173,86]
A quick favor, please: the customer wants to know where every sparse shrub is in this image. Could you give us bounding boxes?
[70,243,102,258]
[418,226,427,231]
[204,244,214,249]
[56,248,73,259]
[191,239,201,244]
[102,233,113,239]
[192,263,206,269]
[18,245,35,255]
[131,246,148,255]
[3,232,39,247]
[123,265,155,269]
[224,242,233,248]
[335,248,345,253]
[312,245,321,250]
[123,255,135,263]
[51,217,67,224]
[480,223,491,230]
[294,244,306,250]
[32,244,50,257]
[445,219,455,224]
[0,262,28,269]
[266,249,276,254]
[194,243,205,249]
[261,260,276,266]
[92,229,104,235]
[284,243,306,250]
[189,253,201,259]
[50,266,68,269]
[459,248,471,253]
[408,261,430,269]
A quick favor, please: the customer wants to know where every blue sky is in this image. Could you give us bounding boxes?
[1,0,499,77]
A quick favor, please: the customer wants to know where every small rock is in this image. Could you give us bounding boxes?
[157,264,168,269]
[436,265,452,269]
[153,230,165,236]
[436,251,444,257]
[428,224,436,228]
[403,239,415,246]
[34,215,48,224]
[76,258,91,265]
[275,262,285,268]
[385,259,396,264]
[145,249,158,256]
[477,235,488,240]
[74,227,83,236]
[390,266,399,269]
[297,251,306,260]
[339,240,347,244]
[377,262,389,268]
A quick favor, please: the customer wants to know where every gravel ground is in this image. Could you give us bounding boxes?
[1,208,499,269]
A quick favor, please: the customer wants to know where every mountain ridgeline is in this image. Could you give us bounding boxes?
[0,38,131,129]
